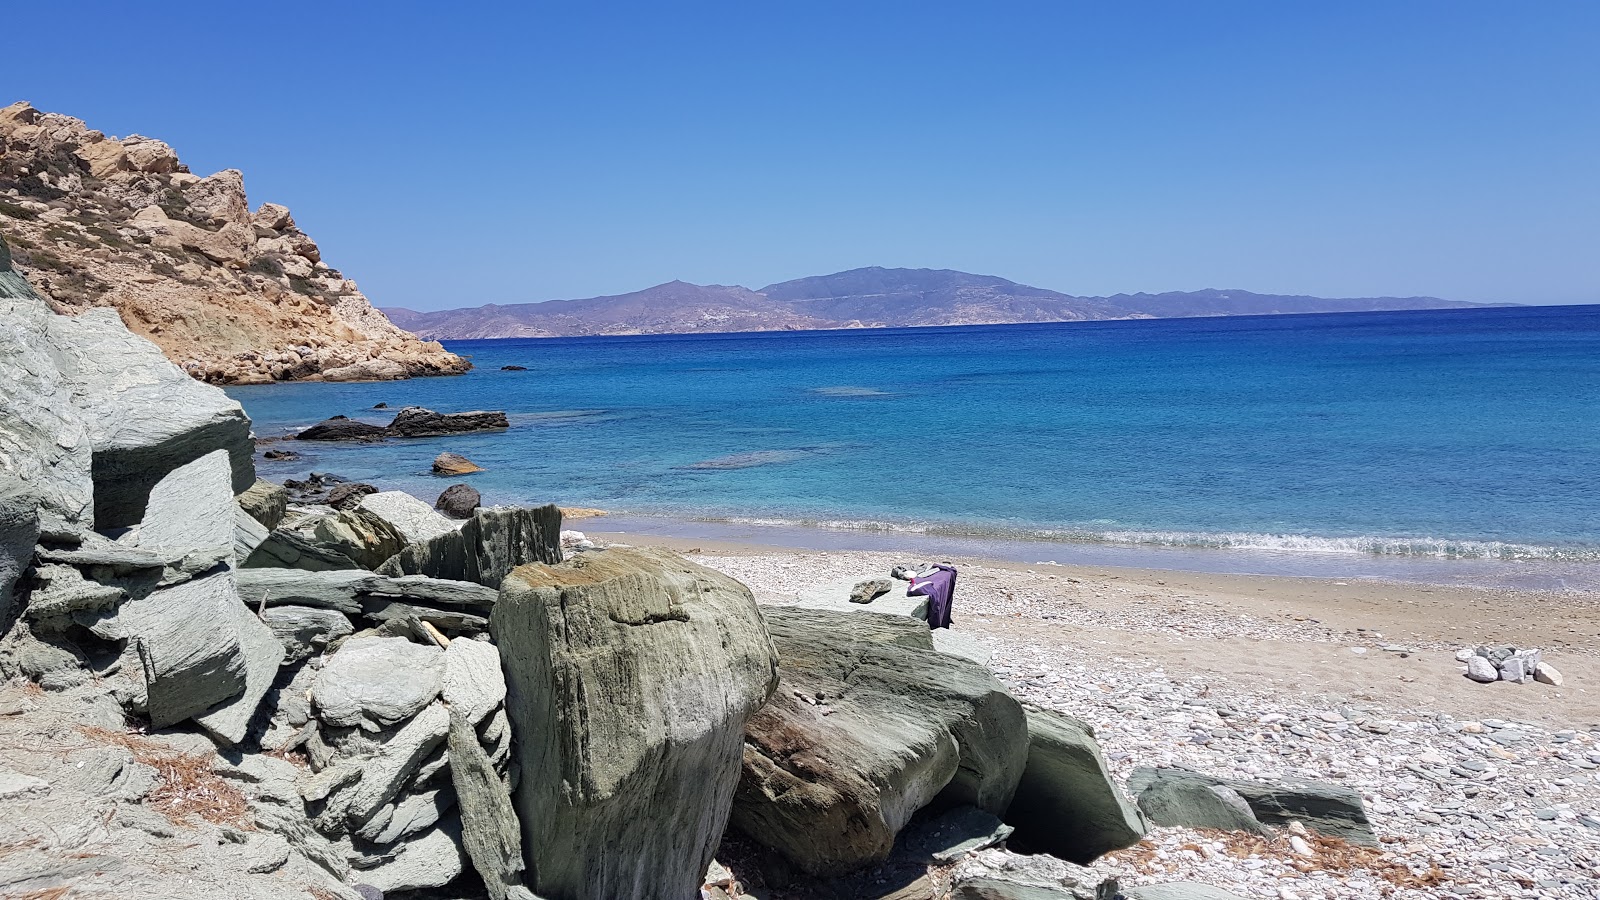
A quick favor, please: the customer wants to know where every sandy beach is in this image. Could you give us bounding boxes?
[594,528,1600,898]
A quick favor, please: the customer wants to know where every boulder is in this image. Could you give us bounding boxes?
[357,819,466,894]
[183,168,251,228]
[237,568,497,617]
[1535,661,1563,686]
[731,606,1029,876]
[253,202,295,232]
[1130,773,1266,837]
[850,577,893,604]
[194,598,285,746]
[323,702,450,829]
[311,636,444,730]
[491,547,779,900]
[1127,767,1374,845]
[442,638,505,727]
[263,605,354,664]
[435,483,482,520]
[449,709,531,900]
[359,491,462,544]
[311,508,408,569]
[136,449,236,559]
[296,417,389,442]
[43,306,253,528]
[327,482,378,510]
[1465,655,1498,683]
[433,452,485,476]
[0,484,40,626]
[244,527,364,571]
[235,505,271,562]
[378,505,563,589]
[1004,708,1146,863]
[387,407,509,438]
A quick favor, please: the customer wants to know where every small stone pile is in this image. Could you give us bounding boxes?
[1457,645,1562,685]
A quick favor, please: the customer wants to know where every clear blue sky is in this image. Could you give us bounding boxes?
[5,2,1597,309]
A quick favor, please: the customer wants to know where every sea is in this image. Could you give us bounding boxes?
[229,304,1600,591]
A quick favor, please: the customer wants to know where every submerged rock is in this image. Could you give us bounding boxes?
[492,547,778,900]
[296,417,389,442]
[732,606,1029,876]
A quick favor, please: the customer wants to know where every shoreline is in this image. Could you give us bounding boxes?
[591,529,1600,730]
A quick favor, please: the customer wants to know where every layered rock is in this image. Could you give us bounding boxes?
[1003,707,1146,863]
[731,606,1029,876]
[0,100,468,384]
[491,547,779,900]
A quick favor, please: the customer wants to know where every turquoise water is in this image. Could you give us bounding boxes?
[229,305,1600,587]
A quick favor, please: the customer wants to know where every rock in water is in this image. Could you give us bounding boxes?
[378,505,562,589]
[296,416,390,442]
[1128,766,1375,845]
[1004,707,1146,862]
[433,452,486,476]
[436,483,483,520]
[731,606,1029,876]
[387,407,509,438]
[491,547,779,900]
[1466,655,1498,683]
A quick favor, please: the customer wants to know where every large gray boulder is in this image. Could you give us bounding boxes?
[310,636,444,730]
[491,547,778,900]
[136,449,237,559]
[1127,766,1375,845]
[193,598,284,745]
[1004,707,1146,863]
[731,606,1029,876]
[359,491,461,544]
[43,306,253,528]
[378,505,563,588]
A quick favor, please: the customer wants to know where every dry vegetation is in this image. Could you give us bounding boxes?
[78,726,251,828]
[1102,829,1450,895]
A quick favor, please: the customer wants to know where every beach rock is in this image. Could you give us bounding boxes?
[378,505,563,589]
[435,484,482,520]
[282,472,354,505]
[1,485,41,625]
[1127,766,1375,845]
[1124,885,1249,900]
[359,491,462,545]
[263,605,354,664]
[1131,773,1267,836]
[442,638,505,726]
[244,527,365,571]
[1466,656,1499,683]
[237,568,498,617]
[357,818,466,894]
[449,709,531,900]
[1499,656,1529,683]
[311,636,444,730]
[43,306,254,528]
[90,571,246,728]
[432,452,485,476]
[194,598,285,745]
[1535,661,1564,686]
[237,479,289,530]
[327,482,378,511]
[849,577,893,604]
[311,508,408,570]
[296,416,389,442]
[732,606,1029,876]
[235,505,271,562]
[491,546,779,900]
[1004,707,1146,863]
[324,702,451,830]
[357,788,453,845]
[137,449,237,559]
[262,448,300,461]
[387,407,509,438]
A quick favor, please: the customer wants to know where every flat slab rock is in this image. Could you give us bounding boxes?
[732,605,1029,877]
[1127,766,1375,845]
[310,636,444,730]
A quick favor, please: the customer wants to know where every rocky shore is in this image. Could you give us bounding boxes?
[0,101,468,384]
[4,240,1597,900]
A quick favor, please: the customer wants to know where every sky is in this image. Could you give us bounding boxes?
[3,2,1597,309]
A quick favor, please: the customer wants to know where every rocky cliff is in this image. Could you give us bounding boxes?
[0,101,468,384]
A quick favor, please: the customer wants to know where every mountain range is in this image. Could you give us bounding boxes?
[384,267,1498,340]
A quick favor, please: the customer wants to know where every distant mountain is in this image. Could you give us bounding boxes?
[386,267,1501,340]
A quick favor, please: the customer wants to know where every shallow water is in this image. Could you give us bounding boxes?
[229,305,1600,589]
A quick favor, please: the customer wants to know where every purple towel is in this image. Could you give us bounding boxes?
[907,565,957,629]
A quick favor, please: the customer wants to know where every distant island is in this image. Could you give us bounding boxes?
[384,267,1504,340]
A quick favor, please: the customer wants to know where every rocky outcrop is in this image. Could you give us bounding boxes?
[1004,707,1146,863]
[491,547,779,900]
[731,606,1029,876]
[0,100,469,384]
[387,408,510,438]
[377,505,563,589]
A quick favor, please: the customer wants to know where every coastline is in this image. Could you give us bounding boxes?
[589,528,1600,729]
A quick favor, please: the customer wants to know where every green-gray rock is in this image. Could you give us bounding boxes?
[492,547,778,900]
[732,606,1028,876]
[237,479,288,530]
[1004,707,1146,863]
[449,709,531,900]
[1127,766,1374,845]
[379,504,563,588]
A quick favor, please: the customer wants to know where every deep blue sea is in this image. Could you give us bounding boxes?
[229,305,1600,589]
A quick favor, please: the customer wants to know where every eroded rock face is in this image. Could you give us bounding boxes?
[0,100,469,384]
[731,606,1029,876]
[491,547,779,900]
[377,505,562,589]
